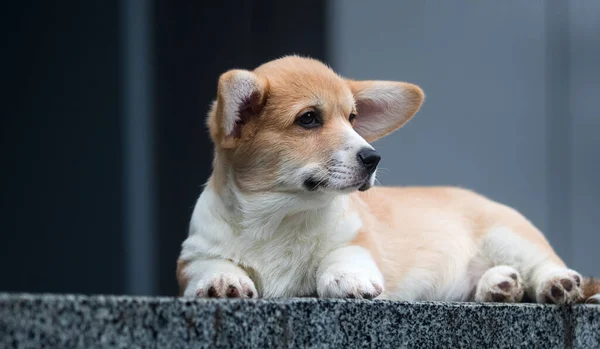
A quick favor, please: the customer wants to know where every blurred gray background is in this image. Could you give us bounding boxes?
[329,0,599,276]
[2,0,598,296]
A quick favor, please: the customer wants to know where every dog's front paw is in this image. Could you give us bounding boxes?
[317,269,383,299]
[536,269,583,304]
[194,273,257,299]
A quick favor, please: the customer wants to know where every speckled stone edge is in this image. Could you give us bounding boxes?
[0,293,598,349]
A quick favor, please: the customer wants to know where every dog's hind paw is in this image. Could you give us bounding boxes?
[536,269,583,305]
[475,265,524,303]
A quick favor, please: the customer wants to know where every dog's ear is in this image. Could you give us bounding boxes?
[208,69,269,148]
[346,80,424,143]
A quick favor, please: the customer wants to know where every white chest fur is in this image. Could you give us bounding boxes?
[180,186,362,297]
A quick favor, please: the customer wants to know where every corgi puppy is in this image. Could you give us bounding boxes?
[177,56,599,304]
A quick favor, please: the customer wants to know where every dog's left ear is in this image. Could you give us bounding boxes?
[208,69,269,148]
[347,80,424,143]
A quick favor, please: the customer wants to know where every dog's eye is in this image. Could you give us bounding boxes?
[296,111,321,129]
[349,113,357,124]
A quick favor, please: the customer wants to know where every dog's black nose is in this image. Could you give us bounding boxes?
[357,148,381,173]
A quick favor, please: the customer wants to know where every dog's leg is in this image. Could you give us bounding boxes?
[475,265,525,302]
[480,226,583,304]
[177,258,258,298]
[316,245,384,299]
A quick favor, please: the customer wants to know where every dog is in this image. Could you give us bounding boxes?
[176,56,599,304]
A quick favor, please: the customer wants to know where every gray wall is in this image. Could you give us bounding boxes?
[329,0,599,275]
[569,1,600,275]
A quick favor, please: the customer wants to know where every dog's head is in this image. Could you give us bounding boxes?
[208,56,423,195]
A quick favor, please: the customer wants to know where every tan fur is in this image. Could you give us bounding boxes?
[582,277,600,302]
[176,259,190,297]
[208,57,357,194]
[350,186,564,290]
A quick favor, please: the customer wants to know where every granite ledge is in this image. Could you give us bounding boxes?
[0,293,599,349]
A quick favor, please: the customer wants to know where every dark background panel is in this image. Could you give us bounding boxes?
[1,1,124,294]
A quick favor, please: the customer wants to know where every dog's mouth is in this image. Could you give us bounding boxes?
[303,175,371,192]
[303,177,323,191]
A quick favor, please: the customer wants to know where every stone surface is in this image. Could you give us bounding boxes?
[0,293,598,348]
[572,304,600,349]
